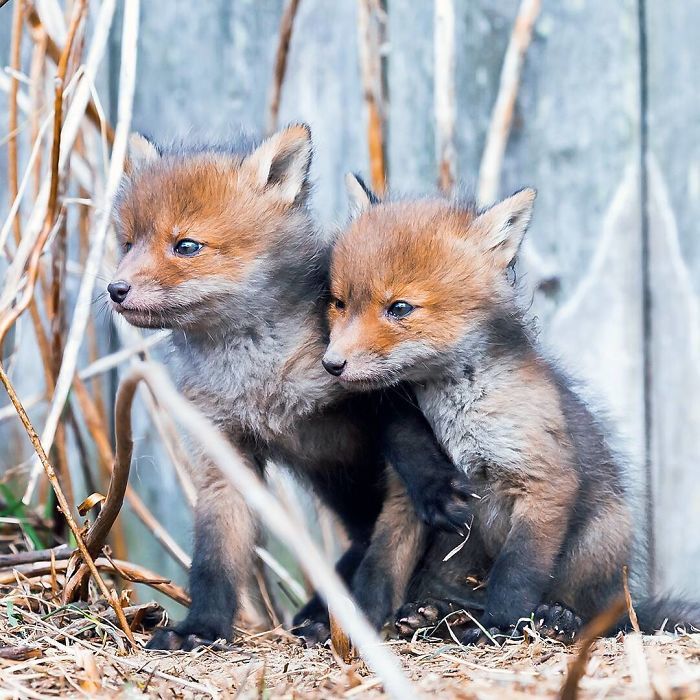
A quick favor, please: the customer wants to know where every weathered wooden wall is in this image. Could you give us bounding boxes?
[1,0,698,600]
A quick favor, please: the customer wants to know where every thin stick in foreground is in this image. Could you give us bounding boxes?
[477,0,541,205]
[560,597,627,700]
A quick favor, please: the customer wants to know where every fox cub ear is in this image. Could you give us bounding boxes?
[345,172,380,215]
[242,124,312,205]
[124,133,159,175]
[473,188,536,267]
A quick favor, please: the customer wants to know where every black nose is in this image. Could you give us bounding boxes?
[108,280,131,304]
[322,356,347,377]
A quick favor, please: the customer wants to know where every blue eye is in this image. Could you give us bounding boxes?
[387,300,415,319]
[174,239,203,256]
[124,242,133,253]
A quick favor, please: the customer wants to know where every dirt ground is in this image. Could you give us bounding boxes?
[2,622,699,699]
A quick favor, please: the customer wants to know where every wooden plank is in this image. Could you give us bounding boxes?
[386,0,435,192]
[645,0,700,593]
[275,0,367,225]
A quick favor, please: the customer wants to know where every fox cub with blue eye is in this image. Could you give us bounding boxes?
[108,125,479,650]
[323,174,700,643]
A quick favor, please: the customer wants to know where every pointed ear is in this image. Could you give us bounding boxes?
[125,133,159,175]
[241,124,312,205]
[473,188,536,266]
[345,172,380,215]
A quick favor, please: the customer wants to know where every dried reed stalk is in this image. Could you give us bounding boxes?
[434,0,456,193]
[72,376,190,570]
[8,0,24,246]
[357,0,387,193]
[266,0,301,135]
[45,0,86,229]
[25,0,136,505]
[622,565,641,633]
[477,0,541,205]
[71,377,128,561]
[0,363,135,646]
[25,6,116,144]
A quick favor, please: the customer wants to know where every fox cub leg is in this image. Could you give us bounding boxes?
[292,540,368,646]
[147,456,259,651]
[352,471,427,630]
[382,391,479,533]
[479,474,577,633]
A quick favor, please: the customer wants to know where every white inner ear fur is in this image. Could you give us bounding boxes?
[474,188,536,265]
[244,127,312,204]
[345,173,372,215]
[127,133,159,172]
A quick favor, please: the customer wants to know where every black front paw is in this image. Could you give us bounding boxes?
[412,472,479,534]
[533,603,582,643]
[291,618,331,647]
[394,598,471,638]
[146,616,233,651]
[458,603,583,646]
[457,624,512,646]
[292,598,331,647]
[146,627,231,651]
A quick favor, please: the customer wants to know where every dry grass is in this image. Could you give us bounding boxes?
[1,580,699,699]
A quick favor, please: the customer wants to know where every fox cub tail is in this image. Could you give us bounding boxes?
[615,595,700,634]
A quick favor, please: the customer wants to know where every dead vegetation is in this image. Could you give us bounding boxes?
[1,0,698,698]
[1,574,699,699]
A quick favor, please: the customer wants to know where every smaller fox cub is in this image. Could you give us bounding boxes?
[323,175,700,641]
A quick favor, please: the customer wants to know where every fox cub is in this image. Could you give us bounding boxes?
[108,126,471,648]
[323,175,700,641]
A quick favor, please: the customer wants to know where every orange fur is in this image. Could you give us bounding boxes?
[328,198,516,371]
[112,125,313,326]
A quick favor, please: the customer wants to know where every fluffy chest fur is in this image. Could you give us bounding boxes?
[413,365,548,550]
[171,316,343,445]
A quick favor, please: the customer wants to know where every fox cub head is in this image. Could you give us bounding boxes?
[109,124,315,330]
[323,175,536,385]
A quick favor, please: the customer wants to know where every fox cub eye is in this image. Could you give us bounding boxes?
[174,239,203,256]
[387,300,415,319]
[331,297,346,311]
[123,242,133,253]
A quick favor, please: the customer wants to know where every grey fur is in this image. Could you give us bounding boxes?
[111,131,395,647]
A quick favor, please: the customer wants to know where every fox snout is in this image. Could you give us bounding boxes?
[321,351,347,377]
[107,280,131,304]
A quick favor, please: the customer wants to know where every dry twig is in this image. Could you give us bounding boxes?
[560,597,627,700]
[434,0,456,193]
[266,0,301,135]
[0,363,135,646]
[477,0,541,205]
[357,0,387,193]
[623,565,641,633]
